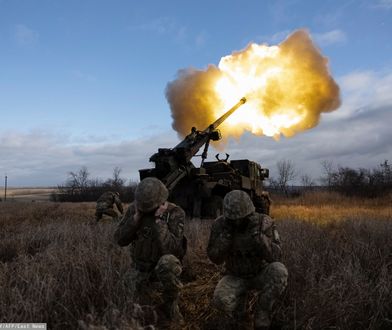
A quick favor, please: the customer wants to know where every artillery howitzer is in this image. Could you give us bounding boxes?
[139,97,271,218]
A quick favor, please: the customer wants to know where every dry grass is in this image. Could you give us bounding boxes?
[271,191,392,223]
[4,188,56,195]
[0,192,391,329]
[2,188,57,202]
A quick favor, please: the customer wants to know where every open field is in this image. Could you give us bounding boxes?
[1,187,57,202]
[0,192,391,329]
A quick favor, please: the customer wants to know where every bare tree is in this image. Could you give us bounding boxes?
[276,159,297,196]
[320,160,335,188]
[301,174,315,190]
[379,160,392,183]
[54,166,136,202]
[66,166,90,195]
[105,167,125,189]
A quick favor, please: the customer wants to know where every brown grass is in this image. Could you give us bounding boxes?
[5,188,56,195]
[2,188,57,202]
[0,192,391,329]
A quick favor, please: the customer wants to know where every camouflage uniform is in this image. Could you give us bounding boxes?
[114,177,186,322]
[95,191,123,222]
[207,190,288,330]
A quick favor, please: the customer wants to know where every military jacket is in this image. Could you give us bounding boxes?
[96,191,123,213]
[114,202,186,271]
[207,212,282,277]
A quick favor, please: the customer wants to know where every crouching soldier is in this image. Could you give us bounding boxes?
[114,177,186,323]
[95,191,123,222]
[207,190,288,330]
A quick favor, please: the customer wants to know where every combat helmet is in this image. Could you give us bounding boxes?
[135,177,169,213]
[223,190,255,220]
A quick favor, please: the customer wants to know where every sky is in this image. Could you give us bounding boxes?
[0,0,391,187]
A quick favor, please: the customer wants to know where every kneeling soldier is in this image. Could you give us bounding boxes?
[207,190,288,330]
[95,191,123,222]
[114,177,186,323]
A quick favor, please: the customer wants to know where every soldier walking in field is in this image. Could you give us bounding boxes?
[114,177,187,324]
[95,191,123,222]
[207,190,288,330]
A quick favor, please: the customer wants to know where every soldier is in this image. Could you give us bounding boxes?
[95,191,123,222]
[207,190,288,330]
[114,177,186,323]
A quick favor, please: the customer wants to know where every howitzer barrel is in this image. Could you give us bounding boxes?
[174,97,247,151]
[204,97,247,132]
[143,97,248,191]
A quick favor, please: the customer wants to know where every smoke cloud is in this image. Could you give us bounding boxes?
[166,29,341,140]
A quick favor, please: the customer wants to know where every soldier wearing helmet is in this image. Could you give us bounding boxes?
[95,191,123,222]
[114,177,186,323]
[207,190,288,330]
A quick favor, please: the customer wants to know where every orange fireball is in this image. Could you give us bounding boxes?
[166,29,341,141]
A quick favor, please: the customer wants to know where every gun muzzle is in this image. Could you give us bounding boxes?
[208,97,247,131]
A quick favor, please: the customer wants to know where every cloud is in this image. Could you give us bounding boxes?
[195,31,207,48]
[312,29,347,46]
[220,103,391,182]
[267,0,300,25]
[129,17,174,34]
[313,1,355,27]
[256,30,291,45]
[256,29,346,47]
[128,17,208,48]
[0,130,179,187]
[14,24,39,46]
[371,0,392,9]
[213,68,392,182]
[331,70,392,119]
[2,67,391,187]
[128,17,187,41]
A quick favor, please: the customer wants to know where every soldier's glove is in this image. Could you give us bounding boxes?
[155,202,169,218]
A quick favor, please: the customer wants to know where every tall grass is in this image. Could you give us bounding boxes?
[0,193,391,329]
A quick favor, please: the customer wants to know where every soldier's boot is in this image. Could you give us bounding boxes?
[254,262,288,330]
[131,303,158,328]
[160,295,184,323]
[231,298,250,330]
[155,255,184,324]
[254,287,275,330]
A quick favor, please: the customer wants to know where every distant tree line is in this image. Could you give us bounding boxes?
[321,160,392,197]
[55,159,392,202]
[51,166,137,203]
[269,159,392,198]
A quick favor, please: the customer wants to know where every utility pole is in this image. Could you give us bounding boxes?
[4,175,7,201]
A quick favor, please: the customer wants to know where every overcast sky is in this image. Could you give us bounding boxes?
[1,0,391,187]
